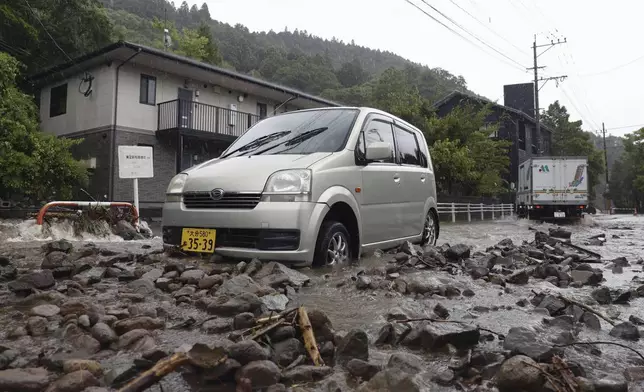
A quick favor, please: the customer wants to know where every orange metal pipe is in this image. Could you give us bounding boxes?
[36,201,139,228]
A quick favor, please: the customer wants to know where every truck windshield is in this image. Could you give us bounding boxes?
[221,109,359,159]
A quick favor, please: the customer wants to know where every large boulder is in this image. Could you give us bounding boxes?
[336,329,369,365]
[254,262,310,288]
[235,360,280,388]
[0,368,51,392]
[444,244,470,260]
[496,355,544,392]
[8,270,55,293]
[356,368,428,392]
[216,275,274,297]
[402,321,480,351]
[503,327,559,361]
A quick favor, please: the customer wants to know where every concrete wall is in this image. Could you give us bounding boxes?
[40,65,115,136]
[115,64,290,131]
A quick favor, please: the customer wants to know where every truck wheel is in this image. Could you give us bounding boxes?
[313,221,351,267]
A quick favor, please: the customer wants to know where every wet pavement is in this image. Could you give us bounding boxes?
[0,213,642,391]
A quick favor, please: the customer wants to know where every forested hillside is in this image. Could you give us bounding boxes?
[100,0,469,104]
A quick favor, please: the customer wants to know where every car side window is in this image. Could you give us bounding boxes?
[356,120,396,164]
[394,125,421,166]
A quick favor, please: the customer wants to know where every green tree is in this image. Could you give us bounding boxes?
[0,0,112,74]
[610,129,644,210]
[151,19,223,64]
[541,101,605,200]
[336,58,369,88]
[0,53,87,204]
[429,139,475,195]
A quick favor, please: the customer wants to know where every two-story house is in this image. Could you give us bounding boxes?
[433,83,553,190]
[28,41,339,210]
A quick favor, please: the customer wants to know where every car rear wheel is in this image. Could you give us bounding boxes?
[313,221,351,267]
[420,210,438,246]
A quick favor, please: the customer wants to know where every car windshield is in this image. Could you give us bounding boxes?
[221,109,359,158]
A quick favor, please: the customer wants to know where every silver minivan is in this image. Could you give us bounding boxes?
[162,107,439,266]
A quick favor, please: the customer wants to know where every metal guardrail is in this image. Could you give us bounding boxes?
[437,202,514,223]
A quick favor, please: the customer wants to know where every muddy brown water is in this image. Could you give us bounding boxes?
[0,214,643,391]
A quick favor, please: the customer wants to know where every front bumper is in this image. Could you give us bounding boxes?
[162,201,330,263]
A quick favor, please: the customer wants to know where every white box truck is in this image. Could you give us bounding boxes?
[516,156,589,220]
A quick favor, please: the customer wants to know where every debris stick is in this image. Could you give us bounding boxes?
[117,353,190,392]
[298,306,325,366]
[554,341,644,362]
[556,294,616,326]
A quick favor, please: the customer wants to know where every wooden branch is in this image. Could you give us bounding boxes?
[246,319,286,341]
[256,308,298,324]
[559,242,601,259]
[395,318,504,337]
[553,341,644,362]
[118,353,190,392]
[556,295,616,326]
[298,306,324,366]
[552,355,578,392]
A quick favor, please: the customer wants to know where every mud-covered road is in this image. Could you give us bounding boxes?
[0,214,642,392]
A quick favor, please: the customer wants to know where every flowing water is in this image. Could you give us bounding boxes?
[0,214,642,390]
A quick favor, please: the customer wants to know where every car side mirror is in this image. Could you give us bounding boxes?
[366,142,392,161]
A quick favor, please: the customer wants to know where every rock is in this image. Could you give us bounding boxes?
[609,322,640,341]
[387,353,423,374]
[507,269,530,285]
[198,274,224,290]
[579,377,628,392]
[216,275,273,297]
[336,329,369,365]
[0,367,51,392]
[402,322,480,351]
[233,313,255,330]
[62,360,102,376]
[592,286,612,305]
[624,366,644,382]
[374,323,396,347]
[8,270,55,293]
[537,295,566,316]
[228,340,269,365]
[535,231,550,243]
[201,318,232,334]
[141,268,163,281]
[78,315,90,328]
[260,293,289,312]
[91,323,117,345]
[431,368,455,386]
[103,364,139,387]
[469,267,489,280]
[235,360,280,388]
[356,276,371,290]
[27,316,48,336]
[549,228,572,239]
[445,244,470,260]
[433,303,449,319]
[114,220,144,240]
[307,309,335,343]
[347,359,380,380]
[496,355,543,392]
[127,279,156,295]
[254,262,310,288]
[43,239,74,254]
[69,334,101,354]
[7,326,27,340]
[581,312,601,330]
[463,289,475,297]
[272,338,304,367]
[31,304,60,318]
[42,251,70,270]
[179,269,205,284]
[207,293,263,316]
[75,267,106,285]
[113,317,164,335]
[172,285,196,298]
[630,315,644,326]
[503,327,558,361]
[117,329,151,350]
[45,369,99,392]
[612,257,629,267]
[281,365,333,384]
[356,368,426,392]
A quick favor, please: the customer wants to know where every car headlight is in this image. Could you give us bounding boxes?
[262,169,311,202]
[165,173,187,202]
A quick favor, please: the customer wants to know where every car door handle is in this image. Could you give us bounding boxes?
[393,175,401,183]
[420,175,426,182]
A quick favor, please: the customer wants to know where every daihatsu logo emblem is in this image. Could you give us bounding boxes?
[210,188,225,200]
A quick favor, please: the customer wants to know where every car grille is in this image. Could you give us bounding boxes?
[182,191,261,209]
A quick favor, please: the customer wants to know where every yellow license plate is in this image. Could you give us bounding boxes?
[180,228,216,253]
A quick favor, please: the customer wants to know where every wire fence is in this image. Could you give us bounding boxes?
[437,202,514,223]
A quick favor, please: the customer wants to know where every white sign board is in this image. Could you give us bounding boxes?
[118,146,154,179]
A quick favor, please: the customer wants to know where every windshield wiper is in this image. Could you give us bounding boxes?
[251,127,329,156]
[220,130,291,158]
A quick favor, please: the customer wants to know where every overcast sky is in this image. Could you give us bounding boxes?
[196,0,643,137]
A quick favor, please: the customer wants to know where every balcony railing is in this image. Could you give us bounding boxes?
[158,99,261,137]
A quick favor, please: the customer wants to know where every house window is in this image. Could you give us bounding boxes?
[257,103,268,119]
[139,74,156,105]
[49,83,68,117]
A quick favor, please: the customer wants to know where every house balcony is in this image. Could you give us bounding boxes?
[157,99,261,140]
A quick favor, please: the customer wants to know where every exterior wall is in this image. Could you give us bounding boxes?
[116,64,293,131]
[66,128,113,201]
[39,65,115,136]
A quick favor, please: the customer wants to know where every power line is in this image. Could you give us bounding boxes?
[22,0,74,62]
[444,0,528,59]
[416,0,527,71]
[606,123,644,131]
[579,53,644,77]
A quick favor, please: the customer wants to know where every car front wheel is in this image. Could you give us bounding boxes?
[420,210,438,246]
[313,221,351,267]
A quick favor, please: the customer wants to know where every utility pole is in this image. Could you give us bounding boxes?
[602,122,611,213]
[528,35,568,155]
